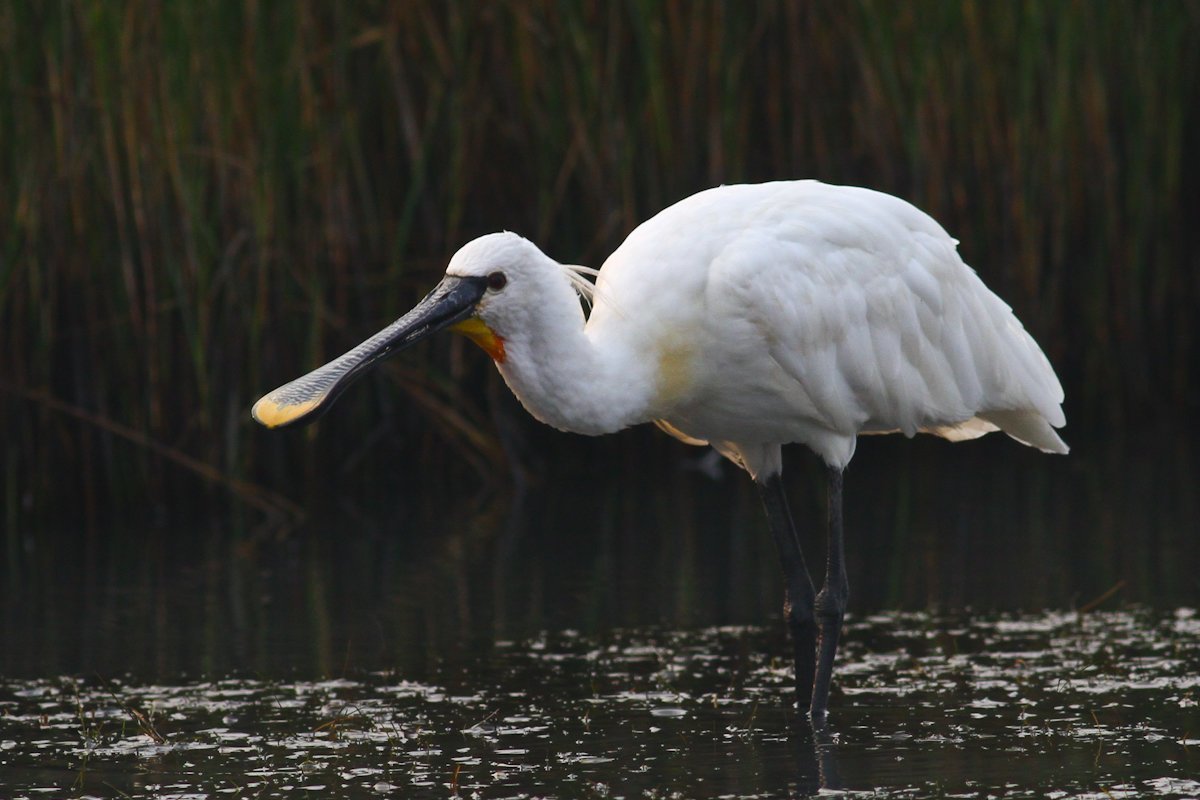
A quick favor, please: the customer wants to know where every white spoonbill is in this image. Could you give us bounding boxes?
[253,180,1068,720]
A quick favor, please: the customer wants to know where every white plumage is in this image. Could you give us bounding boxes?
[253,179,1068,721]
[450,180,1066,478]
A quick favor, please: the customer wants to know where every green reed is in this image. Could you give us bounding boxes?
[1,1,1196,526]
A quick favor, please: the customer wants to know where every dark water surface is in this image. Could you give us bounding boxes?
[2,612,1198,798]
[2,432,1198,796]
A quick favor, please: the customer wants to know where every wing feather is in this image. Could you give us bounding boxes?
[707,183,1066,454]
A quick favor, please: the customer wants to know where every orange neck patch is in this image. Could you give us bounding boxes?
[450,317,507,362]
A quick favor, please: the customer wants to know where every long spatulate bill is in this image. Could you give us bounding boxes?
[252,275,488,428]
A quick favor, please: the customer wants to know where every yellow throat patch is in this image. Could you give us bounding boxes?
[451,317,507,362]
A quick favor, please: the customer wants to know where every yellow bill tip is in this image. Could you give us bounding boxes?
[251,395,322,429]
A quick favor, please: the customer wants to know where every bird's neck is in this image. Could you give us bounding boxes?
[492,289,656,437]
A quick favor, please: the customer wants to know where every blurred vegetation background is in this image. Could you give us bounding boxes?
[2,1,1198,532]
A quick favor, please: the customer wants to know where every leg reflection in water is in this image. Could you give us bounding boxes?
[792,716,842,796]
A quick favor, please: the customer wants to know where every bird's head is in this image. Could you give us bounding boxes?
[441,232,570,361]
[251,232,566,429]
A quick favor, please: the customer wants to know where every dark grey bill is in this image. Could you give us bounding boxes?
[252,275,489,429]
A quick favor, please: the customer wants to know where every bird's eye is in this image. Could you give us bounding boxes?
[487,271,507,291]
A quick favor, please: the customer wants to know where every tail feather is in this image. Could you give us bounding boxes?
[979,410,1069,454]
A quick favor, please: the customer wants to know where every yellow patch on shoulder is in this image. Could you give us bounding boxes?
[654,336,695,408]
[251,395,321,429]
[451,317,506,362]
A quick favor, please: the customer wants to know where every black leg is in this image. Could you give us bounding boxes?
[758,474,817,709]
[811,465,848,721]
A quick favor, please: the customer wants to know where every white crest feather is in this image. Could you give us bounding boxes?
[561,263,600,309]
